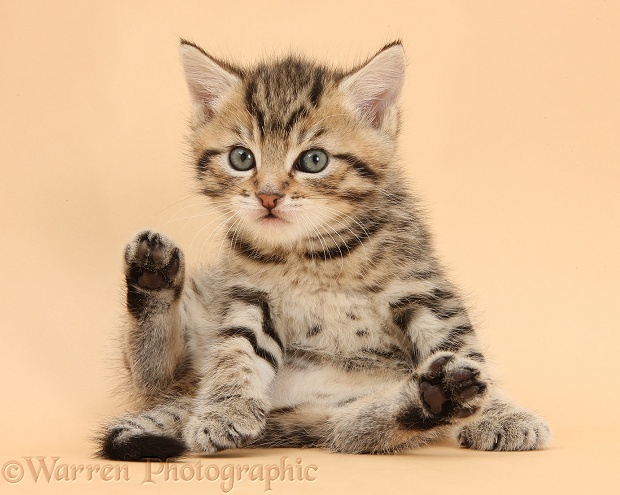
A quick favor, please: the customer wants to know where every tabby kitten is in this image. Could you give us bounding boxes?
[98,40,550,460]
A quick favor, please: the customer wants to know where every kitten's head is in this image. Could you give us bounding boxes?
[180,40,406,252]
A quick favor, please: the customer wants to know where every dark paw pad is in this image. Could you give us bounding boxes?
[451,369,472,382]
[429,356,449,372]
[137,268,173,290]
[419,354,487,420]
[126,232,183,291]
[420,382,448,414]
[458,385,480,400]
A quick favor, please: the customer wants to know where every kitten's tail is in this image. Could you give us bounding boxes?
[96,409,189,461]
[97,429,187,461]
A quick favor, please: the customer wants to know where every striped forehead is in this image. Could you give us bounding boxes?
[244,58,334,137]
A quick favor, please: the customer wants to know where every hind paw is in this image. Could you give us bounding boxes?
[418,353,490,420]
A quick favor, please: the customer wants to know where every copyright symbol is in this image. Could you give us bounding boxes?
[2,461,24,483]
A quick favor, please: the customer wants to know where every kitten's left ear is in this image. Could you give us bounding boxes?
[180,40,242,125]
[339,41,405,130]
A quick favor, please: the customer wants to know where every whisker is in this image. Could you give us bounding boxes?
[187,209,236,257]
[229,215,246,255]
[307,209,345,277]
[298,213,318,263]
[201,211,241,261]
[155,193,199,216]
[163,197,234,227]
[217,216,243,261]
[310,204,373,267]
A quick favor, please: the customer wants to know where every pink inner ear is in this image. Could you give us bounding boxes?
[364,90,392,127]
[191,86,217,120]
[181,43,240,123]
[341,46,405,129]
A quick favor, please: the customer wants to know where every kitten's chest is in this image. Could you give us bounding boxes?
[270,283,412,365]
[275,287,377,341]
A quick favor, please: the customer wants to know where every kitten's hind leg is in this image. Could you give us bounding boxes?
[327,353,490,453]
[123,230,187,399]
[456,394,550,451]
[97,398,192,461]
[257,353,490,453]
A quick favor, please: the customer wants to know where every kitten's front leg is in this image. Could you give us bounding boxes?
[183,286,284,453]
[316,352,490,454]
[123,230,186,399]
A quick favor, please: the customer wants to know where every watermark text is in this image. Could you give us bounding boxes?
[2,456,318,492]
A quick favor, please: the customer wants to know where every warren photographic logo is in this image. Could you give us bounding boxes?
[2,456,318,492]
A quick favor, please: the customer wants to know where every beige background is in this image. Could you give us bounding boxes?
[1,0,619,493]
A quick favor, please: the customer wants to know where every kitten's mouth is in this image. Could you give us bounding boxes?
[259,212,287,225]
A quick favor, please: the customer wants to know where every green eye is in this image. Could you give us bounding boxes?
[296,149,329,173]
[229,147,255,171]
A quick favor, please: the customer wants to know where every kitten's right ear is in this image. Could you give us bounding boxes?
[339,41,406,131]
[180,40,241,124]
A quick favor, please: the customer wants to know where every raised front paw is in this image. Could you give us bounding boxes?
[125,230,184,291]
[457,398,550,451]
[183,399,266,453]
[418,353,489,421]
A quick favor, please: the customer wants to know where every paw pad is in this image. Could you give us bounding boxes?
[419,354,488,419]
[420,382,448,414]
[126,231,183,291]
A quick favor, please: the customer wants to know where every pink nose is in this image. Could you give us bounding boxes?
[257,194,280,210]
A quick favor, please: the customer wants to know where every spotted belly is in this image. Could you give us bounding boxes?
[272,287,415,373]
